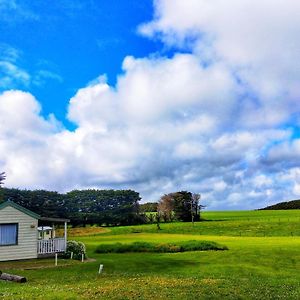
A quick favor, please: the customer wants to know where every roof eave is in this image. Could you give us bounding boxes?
[39,216,70,223]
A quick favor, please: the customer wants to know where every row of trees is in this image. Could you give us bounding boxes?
[0,186,143,226]
[0,172,203,226]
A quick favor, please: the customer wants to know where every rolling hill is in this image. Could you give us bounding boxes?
[260,199,300,210]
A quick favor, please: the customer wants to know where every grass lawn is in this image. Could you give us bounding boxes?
[0,210,299,299]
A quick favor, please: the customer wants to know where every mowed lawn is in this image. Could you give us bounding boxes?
[0,210,299,299]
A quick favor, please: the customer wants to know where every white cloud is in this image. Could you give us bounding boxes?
[252,175,272,188]
[213,180,227,192]
[140,0,300,128]
[0,44,63,89]
[1,0,300,209]
[33,70,63,86]
[0,61,30,88]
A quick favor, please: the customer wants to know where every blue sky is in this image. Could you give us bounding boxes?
[1,0,300,209]
[0,0,161,124]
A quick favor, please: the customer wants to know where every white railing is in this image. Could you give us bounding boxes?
[37,238,66,254]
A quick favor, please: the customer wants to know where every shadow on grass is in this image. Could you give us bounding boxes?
[95,252,201,275]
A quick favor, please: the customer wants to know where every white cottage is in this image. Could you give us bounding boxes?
[0,201,69,261]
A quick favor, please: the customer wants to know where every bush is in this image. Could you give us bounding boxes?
[95,242,153,253]
[154,243,181,253]
[178,240,228,251]
[95,240,228,254]
[64,240,87,260]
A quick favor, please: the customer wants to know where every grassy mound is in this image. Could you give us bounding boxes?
[95,240,228,254]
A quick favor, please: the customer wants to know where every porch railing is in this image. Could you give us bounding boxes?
[37,238,66,254]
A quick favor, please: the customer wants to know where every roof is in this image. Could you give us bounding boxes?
[39,216,70,223]
[0,200,40,219]
[0,201,69,222]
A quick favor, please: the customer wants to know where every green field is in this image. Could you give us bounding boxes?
[0,210,300,299]
[108,210,300,237]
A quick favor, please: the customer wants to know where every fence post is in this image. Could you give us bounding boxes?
[98,264,104,274]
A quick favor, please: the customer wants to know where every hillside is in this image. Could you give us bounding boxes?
[260,199,300,210]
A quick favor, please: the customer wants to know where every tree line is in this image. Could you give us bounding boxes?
[0,187,143,226]
[0,172,203,226]
[0,188,203,226]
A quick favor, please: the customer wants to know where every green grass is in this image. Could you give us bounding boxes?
[103,210,300,237]
[203,209,300,220]
[0,209,299,299]
[95,240,228,253]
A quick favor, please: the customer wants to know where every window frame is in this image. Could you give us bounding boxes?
[0,223,19,246]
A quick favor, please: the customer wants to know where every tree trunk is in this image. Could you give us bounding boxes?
[0,272,27,283]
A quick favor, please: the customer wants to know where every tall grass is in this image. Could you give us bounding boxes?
[95,240,228,253]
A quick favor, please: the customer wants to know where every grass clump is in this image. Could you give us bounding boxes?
[177,240,228,251]
[95,240,228,254]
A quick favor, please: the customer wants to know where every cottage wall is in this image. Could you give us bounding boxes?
[0,206,38,261]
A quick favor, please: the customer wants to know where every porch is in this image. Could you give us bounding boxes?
[37,238,66,254]
[37,216,69,256]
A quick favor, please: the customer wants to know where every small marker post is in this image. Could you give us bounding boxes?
[70,252,73,259]
[55,253,58,266]
[81,253,84,262]
[98,264,104,274]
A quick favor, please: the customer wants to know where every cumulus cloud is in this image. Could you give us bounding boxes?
[1,0,300,209]
[140,0,300,127]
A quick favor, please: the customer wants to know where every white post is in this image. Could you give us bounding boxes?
[81,253,84,262]
[52,223,55,239]
[98,264,103,274]
[70,252,73,259]
[55,253,58,266]
[64,222,67,251]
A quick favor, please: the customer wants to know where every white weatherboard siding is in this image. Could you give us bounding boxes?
[0,206,38,261]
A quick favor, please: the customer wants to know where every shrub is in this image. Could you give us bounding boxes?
[154,243,181,253]
[95,240,228,254]
[178,240,228,251]
[64,240,87,260]
[95,242,153,253]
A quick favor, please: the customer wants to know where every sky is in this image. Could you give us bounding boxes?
[1,0,300,210]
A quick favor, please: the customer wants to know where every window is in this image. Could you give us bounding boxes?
[0,224,18,246]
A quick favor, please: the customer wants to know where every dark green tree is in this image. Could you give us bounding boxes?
[0,186,146,226]
[172,191,193,222]
[0,188,66,218]
[65,189,144,226]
